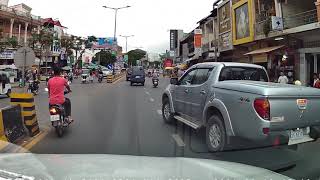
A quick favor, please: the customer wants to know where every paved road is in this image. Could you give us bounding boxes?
[15,77,319,179]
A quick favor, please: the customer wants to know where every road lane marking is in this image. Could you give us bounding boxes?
[172,134,185,147]
[157,110,162,115]
[145,91,150,95]
[112,76,125,84]
[150,98,155,102]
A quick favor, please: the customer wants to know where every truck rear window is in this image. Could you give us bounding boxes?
[219,67,268,82]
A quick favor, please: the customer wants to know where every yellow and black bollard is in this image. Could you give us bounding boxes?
[10,93,40,137]
[106,74,114,83]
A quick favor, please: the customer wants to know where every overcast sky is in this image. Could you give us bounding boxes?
[9,0,215,53]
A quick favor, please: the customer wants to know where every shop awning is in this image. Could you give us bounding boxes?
[244,45,284,55]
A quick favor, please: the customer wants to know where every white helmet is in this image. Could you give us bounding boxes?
[294,80,302,86]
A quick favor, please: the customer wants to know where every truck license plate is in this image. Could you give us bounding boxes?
[136,76,140,78]
[50,115,60,122]
[290,129,304,140]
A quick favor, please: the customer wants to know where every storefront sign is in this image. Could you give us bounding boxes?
[271,16,284,31]
[164,59,173,68]
[219,1,231,34]
[232,0,254,45]
[170,30,178,51]
[0,51,14,59]
[219,32,233,52]
[218,0,233,52]
[252,54,268,63]
[194,29,202,56]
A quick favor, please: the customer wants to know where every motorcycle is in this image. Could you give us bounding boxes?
[27,80,39,95]
[89,75,94,83]
[48,90,70,137]
[152,78,159,88]
[68,74,73,83]
[81,74,88,84]
[98,74,103,83]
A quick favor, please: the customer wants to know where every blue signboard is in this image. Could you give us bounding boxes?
[107,64,113,70]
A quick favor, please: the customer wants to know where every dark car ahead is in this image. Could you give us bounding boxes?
[130,66,145,86]
[126,68,132,81]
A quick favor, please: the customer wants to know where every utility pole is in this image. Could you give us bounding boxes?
[102,5,131,74]
[120,35,134,53]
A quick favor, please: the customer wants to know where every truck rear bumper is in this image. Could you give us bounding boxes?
[250,126,320,146]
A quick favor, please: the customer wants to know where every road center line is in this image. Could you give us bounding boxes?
[145,91,150,95]
[157,110,162,115]
[150,98,155,102]
[172,134,185,147]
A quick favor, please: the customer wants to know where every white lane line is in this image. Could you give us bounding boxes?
[172,134,185,147]
[145,91,150,95]
[157,110,162,115]
[150,98,155,102]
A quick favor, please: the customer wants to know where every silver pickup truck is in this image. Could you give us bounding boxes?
[162,62,320,152]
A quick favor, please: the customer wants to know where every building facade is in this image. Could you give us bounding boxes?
[0,1,42,65]
[175,0,320,86]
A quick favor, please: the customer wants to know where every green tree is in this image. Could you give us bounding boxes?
[6,37,18,48]
[29,28,54,67]
[92,50,116,66]
[154,61,161,68]
[61,35,75,59]
[159,52,168,61]
[128,49,146,66]
[73,37,85,68]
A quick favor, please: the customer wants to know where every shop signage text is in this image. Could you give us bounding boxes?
[0,51,14,59]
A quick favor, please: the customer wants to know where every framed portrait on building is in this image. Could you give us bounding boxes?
[232,0,254,45]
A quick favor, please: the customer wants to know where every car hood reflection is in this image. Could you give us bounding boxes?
[0,153,290,180]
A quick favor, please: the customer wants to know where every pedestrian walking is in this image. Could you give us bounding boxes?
[314,73,320,89]
[278,72,288,84]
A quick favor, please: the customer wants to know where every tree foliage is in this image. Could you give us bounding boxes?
[92,50,116,66]
[159,52,168,61]
[61,35,75,57]
[127,49,146,66]
[29,28,54,67]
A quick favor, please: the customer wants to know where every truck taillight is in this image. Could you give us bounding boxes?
[254,98,270,120]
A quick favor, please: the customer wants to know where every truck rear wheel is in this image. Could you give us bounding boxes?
[206,115,227,152]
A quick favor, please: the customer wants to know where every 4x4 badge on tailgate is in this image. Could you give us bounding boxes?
[297,99,307,110]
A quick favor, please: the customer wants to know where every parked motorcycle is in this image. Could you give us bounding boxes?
[98,74,103,83]
[48,90,70,137]
[27,80,39,95]
[152,78,159,88]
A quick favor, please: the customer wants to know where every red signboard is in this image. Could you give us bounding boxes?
[164,59,173,67]
[194,34,202,48]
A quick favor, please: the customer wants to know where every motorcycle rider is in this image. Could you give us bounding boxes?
[152,70,159,84]
[48,66,73,123]
[97,68,103,80]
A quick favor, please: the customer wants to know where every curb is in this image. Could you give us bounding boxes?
[0,127,49,153]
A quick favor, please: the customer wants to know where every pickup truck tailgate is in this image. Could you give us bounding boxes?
[269,96,320,131]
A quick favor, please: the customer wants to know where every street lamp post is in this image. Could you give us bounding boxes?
[120,35,134,53]
[102,5,131,74]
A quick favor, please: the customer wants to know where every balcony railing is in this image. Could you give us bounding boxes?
[283,9,317,29]
[255,9,318,37]
[0,5,41,21]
